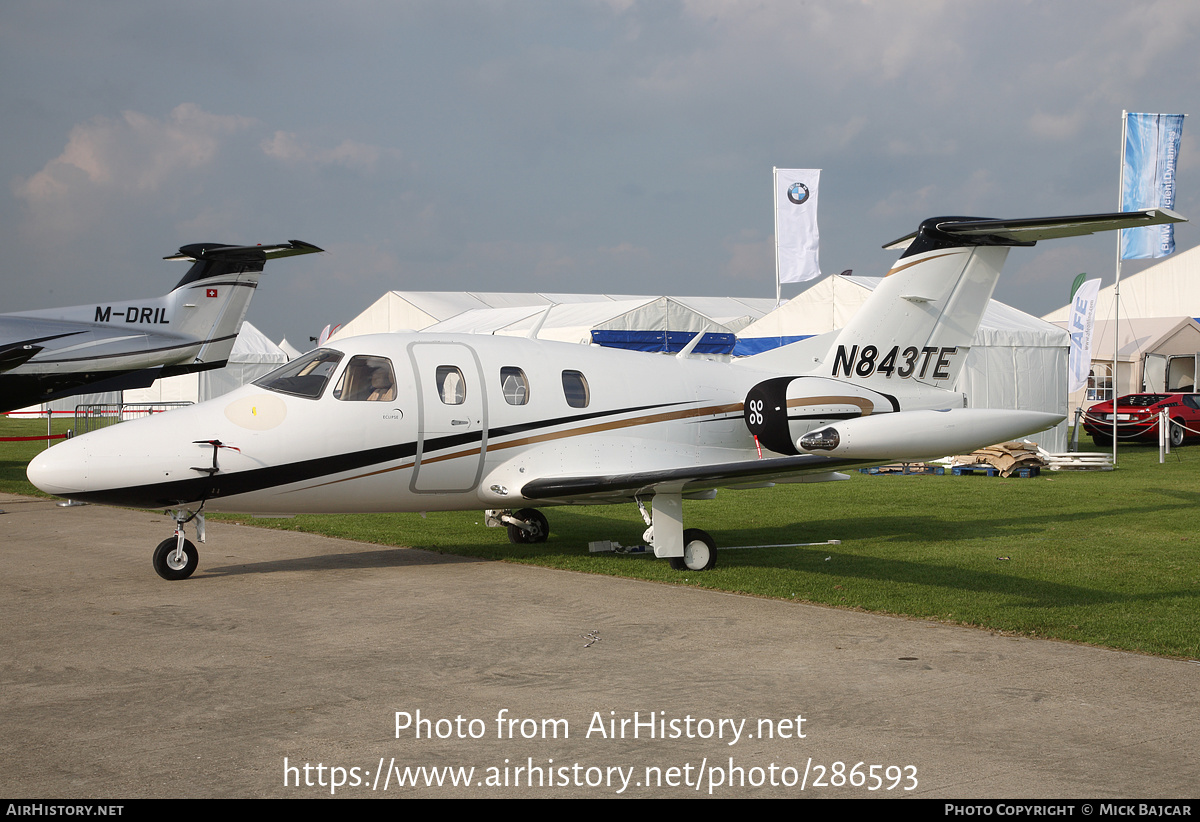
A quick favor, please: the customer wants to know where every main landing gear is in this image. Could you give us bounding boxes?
[669,528,718,572]
[489,495,719,571]
[486,508,550,544]
[152,509,205,580]
[637,494,718,572]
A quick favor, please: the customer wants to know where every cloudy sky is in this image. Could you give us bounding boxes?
[4,1,1199,347]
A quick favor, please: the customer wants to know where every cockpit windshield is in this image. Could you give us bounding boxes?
[332,356,397,402]
[254,349,344,399]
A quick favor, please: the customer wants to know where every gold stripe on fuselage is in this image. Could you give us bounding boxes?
[281,393,872,495]
[281,400,747,493]
[884,251,961,277]
[787,395,875,416]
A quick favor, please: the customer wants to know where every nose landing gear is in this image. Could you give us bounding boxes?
[152,509,205,580]
[153,537,198,580]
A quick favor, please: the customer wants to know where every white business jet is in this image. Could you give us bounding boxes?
[0,240,322,412]
[27,208,1184,580]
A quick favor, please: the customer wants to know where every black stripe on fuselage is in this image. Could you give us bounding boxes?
[788,412,862,422]
[65,401,687,508]
[183,280,258,290]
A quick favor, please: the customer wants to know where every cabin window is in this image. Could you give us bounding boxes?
[333,356,397,402]
[437,366,466,405]
[562,370,589,408]
[500,366,529,405]
[254,349,344,399]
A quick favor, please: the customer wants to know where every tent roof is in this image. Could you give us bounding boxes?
[1043,242,1200,323]
[738,275,871,338]
[277,337,303,360]
[1051,316,1200,362]
[420,297,733,345]
[739,275,1067,346]
[332,291,777,342]
[418,304,552,335]
[230,322,288,363]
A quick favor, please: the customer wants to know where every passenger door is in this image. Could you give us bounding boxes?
[407,341,487,493]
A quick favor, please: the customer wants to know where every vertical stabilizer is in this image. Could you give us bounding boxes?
[823,242,1008,392]
[790,209,1186,400]
[163,240,322,366]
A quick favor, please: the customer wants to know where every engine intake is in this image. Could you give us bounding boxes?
[744,377,799,455]
[743,376,889,456]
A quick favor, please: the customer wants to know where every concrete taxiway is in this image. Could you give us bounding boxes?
[1,492,1196,798]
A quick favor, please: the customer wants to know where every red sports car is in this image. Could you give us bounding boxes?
[1083,393,1200,447]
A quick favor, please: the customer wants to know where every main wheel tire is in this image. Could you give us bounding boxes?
[1090,433,1112,447]
[668,528,717,571]
[507,508,549,544]
[153,537,198,581]
[1170,418,1185,448]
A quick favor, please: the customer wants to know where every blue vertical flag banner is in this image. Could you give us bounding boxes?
[1121,113,1185,259]
[1067,278,1102,392]
[775,169,822,283]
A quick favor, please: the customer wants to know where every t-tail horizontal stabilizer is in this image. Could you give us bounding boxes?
[163,239,324,263]
[884,208,1186,253]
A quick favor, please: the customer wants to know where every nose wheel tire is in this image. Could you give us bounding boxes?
[669,528,717,571]
[153,538,199,581]
[507,508,549,544]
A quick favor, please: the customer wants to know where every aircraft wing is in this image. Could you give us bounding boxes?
[519,453,868,504]
[0,330,86,373]
[0,342,44,373]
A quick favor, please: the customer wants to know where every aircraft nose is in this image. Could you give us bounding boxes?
[27,439,88,497]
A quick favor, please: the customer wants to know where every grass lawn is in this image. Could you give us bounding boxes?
[4,415,1198,659]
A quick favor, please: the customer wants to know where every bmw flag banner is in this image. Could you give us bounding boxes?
[774,168,822,285]
[1067,277,1102,393]
[1121,112,1184,259]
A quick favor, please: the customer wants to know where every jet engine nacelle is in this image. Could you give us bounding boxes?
[796,408,1064,462]
[743,376,896,456]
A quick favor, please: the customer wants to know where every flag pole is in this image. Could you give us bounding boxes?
[772,167,782,306]
[1112,110,1126,464]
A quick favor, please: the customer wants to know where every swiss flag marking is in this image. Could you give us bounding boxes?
[206,288,218,298]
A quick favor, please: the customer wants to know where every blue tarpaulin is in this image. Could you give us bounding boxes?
[590,330,737,354]
[731,335,814,357]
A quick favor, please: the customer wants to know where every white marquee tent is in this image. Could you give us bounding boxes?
[419,296,734,346]
[1042,242,1200,412]
[1043,242,1200,325]
[329,291,777,342]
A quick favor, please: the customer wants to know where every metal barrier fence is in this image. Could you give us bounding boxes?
[73,402,193,435]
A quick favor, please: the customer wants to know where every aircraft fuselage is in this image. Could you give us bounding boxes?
[28,331,907,513]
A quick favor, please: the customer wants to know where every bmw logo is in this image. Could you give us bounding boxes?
[787,182,810,205]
